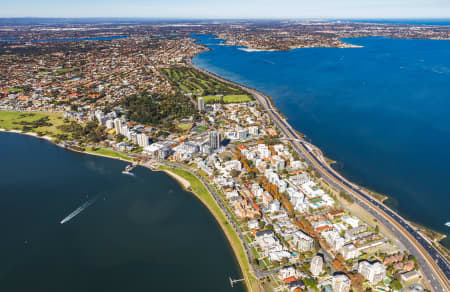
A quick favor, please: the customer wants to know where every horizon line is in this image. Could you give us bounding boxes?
[0,17,450,20]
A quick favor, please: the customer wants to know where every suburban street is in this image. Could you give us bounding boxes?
[158,161,286,279]
[189,61,450,292]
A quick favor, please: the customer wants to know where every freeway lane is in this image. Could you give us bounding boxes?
[188,61,449,291]
[252,86,450,291]
[297,141,450,291]
[253,89,450,292]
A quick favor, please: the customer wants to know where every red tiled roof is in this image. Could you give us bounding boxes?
[283,276,298,284]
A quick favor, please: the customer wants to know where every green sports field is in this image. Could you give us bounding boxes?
[162,67,253,103]
[201,94,252,104]
[0,111,69,136]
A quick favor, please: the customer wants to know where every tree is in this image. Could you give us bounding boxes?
[115,134,125,142]
[122,91,194,126]
[333,255,345,272]
[339,191,355,204]
[303,278,317,289]
[391,279,402,290]
[258,221,265,229]
[230,169,240,178]
[349,273,364,292]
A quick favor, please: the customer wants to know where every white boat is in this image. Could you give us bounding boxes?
[121,164,135,175]
[445,222,450,227]
[60,195,99,224]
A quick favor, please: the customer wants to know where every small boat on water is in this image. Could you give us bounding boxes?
[122,164,136,175]
[445,222,450,227]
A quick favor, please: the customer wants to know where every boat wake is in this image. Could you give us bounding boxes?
[60,195,100,224]
[122,164,136,176]
[122,171,135,176]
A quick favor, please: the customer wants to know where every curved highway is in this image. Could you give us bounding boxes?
[188,60,450,291]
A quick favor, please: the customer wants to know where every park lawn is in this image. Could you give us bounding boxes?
[179,84,191,93]
[202,95,222,103]
[56,67,78,74]
[194,125,207,133]
[201,94,252,104]
[158,165,262,292]
[196,169,209,178]
[7,88,24,93]
[164,67,249,97]
[176,122,192,131]
[85,147,132,161]
[0,111,70,136]
[223,94,253,103]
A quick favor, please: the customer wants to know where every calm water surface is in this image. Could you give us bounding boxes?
[193,34,450,247]
[0,132,244,292]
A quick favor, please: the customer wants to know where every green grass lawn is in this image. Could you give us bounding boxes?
[176,122,192,131]
[0,111,69,136]
[158,165,261,291]
[7,88,24,93]
[201,94,252,104]
[201,95,222,103]
[37,70,50,76]
[163,67,249,97]
[223,94,252,103]
[85,147,132,161]
[56,67,78,74]
[194,125,207,133]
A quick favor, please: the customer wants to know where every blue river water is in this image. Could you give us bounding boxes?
[0,132,244,292]
[192,34,450,247]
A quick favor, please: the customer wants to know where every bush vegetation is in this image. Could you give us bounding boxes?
[122,91,195,126]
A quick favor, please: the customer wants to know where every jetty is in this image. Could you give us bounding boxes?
[122,163,137,175]
[229,277,245,288]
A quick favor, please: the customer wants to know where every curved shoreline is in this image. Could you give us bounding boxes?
[0,128,135,163]
[190,36,447,243]
[188,47,450,290]
[0,129,257,291]
[154,165,261,292]
[187,44,444,235]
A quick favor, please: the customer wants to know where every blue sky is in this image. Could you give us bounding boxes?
[2,0,450,18]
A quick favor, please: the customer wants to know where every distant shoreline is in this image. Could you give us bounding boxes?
[0,36,129,42]
[237,47,277,52]
[0,128,132,162]
[0,129,259,291]
[189,38,450,257]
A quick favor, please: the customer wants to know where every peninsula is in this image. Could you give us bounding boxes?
[1,19,449,292]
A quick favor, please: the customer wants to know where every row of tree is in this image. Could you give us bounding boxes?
[122,91,195,126]
[57,120,106,143]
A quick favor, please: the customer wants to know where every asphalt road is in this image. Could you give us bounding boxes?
[160,161,286,279]
[188,62,450,291]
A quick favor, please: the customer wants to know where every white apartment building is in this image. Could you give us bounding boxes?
[322,230,345,251]
[291,230,314,252]
[310,255,323,277]
[332,274,351,292]
[137,133,149,147]
[114,118,122,135]
[358,261,386,284]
